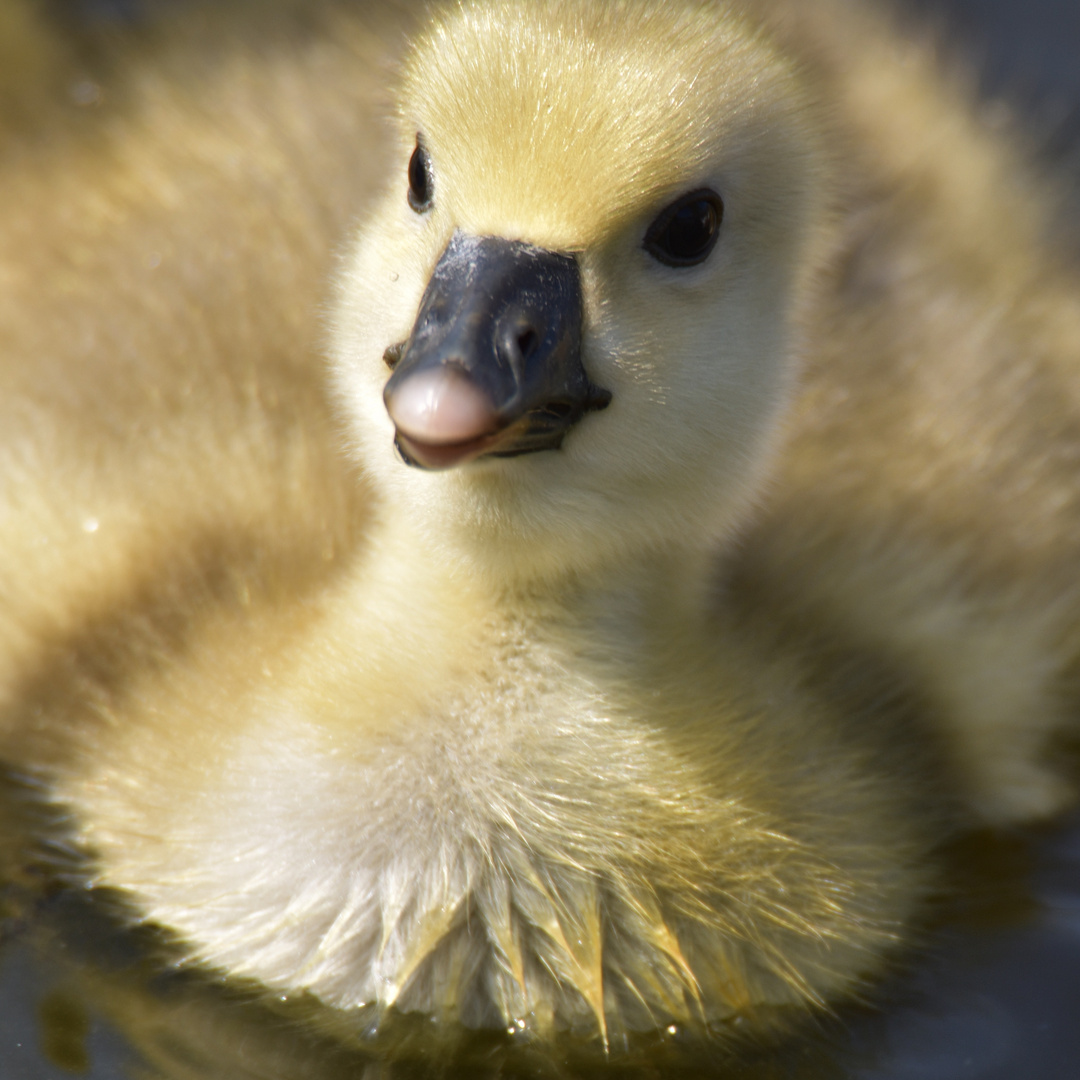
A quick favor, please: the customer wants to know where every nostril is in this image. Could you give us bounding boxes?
[516,327,539,360]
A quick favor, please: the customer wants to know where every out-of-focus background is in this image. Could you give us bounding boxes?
[912,0,1080,122]
[1,0,1079,1077]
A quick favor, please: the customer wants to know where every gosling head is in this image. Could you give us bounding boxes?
[332,0,832,584]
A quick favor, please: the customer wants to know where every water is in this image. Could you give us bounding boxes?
[2,822,1080,1078]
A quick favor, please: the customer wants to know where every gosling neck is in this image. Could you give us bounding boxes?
[369,497,725,635]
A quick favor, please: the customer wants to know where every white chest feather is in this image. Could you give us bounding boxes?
[67,591,922,1040]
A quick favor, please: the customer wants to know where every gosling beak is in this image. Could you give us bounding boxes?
[383,231,611,470]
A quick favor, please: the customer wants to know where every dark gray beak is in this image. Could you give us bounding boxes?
[383,231,611,470]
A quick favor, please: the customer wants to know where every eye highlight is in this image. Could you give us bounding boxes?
[407,138,433,213]
[644,189,724,267]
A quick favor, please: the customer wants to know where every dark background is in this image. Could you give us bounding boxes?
[909,0,1080,179]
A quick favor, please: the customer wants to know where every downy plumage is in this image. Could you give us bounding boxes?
[1,0,1079,1053]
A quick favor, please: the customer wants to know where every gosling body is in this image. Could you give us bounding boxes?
[0,0,1078,1049]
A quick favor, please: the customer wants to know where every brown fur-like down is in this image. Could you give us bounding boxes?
[1,0,1079,1053]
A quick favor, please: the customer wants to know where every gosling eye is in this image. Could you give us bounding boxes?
[407,138,434,213]
[643,188,724,267]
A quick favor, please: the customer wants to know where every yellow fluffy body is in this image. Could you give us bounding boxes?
[0,0,1078,1052]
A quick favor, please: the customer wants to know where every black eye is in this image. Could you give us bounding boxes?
[407,139,433,213]
[643,188,724,267]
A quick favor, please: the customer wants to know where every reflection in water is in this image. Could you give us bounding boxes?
[38,988,91,1073]
[2,802,1079,1079]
